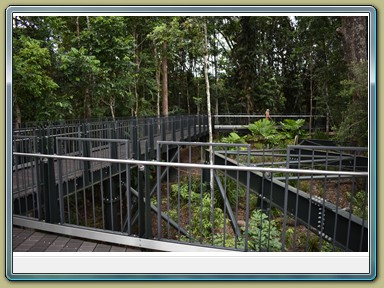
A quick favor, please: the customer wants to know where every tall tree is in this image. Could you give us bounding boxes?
[13,17,60,126]
[334,16,368,146]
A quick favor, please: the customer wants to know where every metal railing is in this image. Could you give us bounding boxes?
[12,139,368,252]
[213,114,327,132]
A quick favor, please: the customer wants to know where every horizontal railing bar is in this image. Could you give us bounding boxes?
[13,152,368,176]
[157,140,250,147]
[215,152,360,158]
[288,145,368,151]
[273,174,363,181]
[214,115,322,118]
[57,137,130,142]
[251,156,356,167]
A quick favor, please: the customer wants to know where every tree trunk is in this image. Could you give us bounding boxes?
[110,96,115,121]
[14,99,21,129]
[76,16,80,47]
[336,16,368,101]
[245,84,254,114]
[214,44,219,116]
[84,87,91,119]
[204,21,212,145]
[203,18,214,197]
[337,17,368,64]
[134,31,140,117]
[152,42,161,118]
[156,66,161,118]
[162,41,169,117]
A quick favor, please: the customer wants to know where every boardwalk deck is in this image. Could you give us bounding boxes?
[13,226,147,252]
[13,125,207,199]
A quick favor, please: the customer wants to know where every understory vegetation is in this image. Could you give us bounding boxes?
[221,118,306,148]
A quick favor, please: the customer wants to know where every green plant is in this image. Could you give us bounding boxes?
[170,178,226,243]
[239,209,282,252]
[248,193,259,211]
[312,129,329,140]
[214,173,246,209]
[221,131,247,144]
[168,208,179,222]
[247,119,282,146]
[346,190,368,220]
[171,181,202,205]
[279,118,306,141]
[213,233,237,248]
[188,194,225,240]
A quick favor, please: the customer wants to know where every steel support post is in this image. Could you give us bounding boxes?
[132,119,138,159]
[149,119,155,159]
[41,132,60,224]
[137,164,145,237]
[103,178,119,231]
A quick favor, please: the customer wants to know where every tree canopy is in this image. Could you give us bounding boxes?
[12,15,369,146]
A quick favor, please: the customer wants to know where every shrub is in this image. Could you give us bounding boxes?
[280,118,306,140]
[346,190,368,220]
[247,119,282,146]
[221,131,247,144]
[239,210,282,252]
[189,194,225,239]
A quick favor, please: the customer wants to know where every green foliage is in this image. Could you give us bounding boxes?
[60,47,101,83]
[284,226,341,252]
[247,118,305,146]
[247,119,282,146]
[333,98,368,147]
[171,181,202,205]
[171,185,225,243]
[239,210,282,252]
[13,35,59,121]
[312,129,329,140]
[12,15,354,129]
[280,118,306,140]
[189,194,225,239]
[214,174,246,209]
[221,132,247,144]
[346,190,368,220]
[334,62,368,147]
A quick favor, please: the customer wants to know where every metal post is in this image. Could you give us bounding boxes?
[135,142,145,237]
[144,141,152,239]
[149,119,154,159]
[160,117,166,142]
[80,133,91,186]
[156,142,162,239]
[281,146,291,252]
[41,130,60,224]
[187,116,191,142]
[132,119,138,159]
[103,178,119,231]
[172,118,176,141]
[180,117,184,141]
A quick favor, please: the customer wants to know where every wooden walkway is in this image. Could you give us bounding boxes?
[12,226,151,252]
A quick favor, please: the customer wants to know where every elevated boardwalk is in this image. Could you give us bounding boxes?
[13,115,209,200]
[11,115,368,253]
[13,226,145,252]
